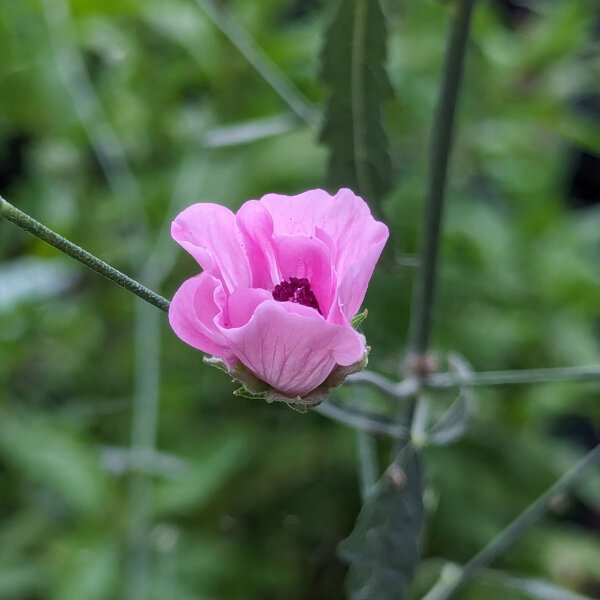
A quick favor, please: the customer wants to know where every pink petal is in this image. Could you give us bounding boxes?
[217,301,365,397]
[272,234,334,316]
[320,189,389,279]
[259,189,332,236]
[224,287,271,328]
[235,200,278,289]
[259,189,388,281]
[169,273,236,368]
[171,203,251,293]
[337,237,388,320]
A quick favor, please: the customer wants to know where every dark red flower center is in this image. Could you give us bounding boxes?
[272,277,321,314]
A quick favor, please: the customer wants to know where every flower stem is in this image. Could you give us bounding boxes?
[346,365,600,398]
[0,196,170,313]
[422,443,600,600]
[193,0,319,129]
[429,365,600,388]
[408,0,476,356]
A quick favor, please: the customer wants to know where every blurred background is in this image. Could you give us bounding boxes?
[1,0,599,598]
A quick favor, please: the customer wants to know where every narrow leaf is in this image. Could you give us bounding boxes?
[427,394,471,446]
[320,0,394,211]
[339,447,424,600]
[428,354,474,446]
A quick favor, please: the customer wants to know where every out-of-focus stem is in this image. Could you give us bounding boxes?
[408,0,476,356]
[193,0,319,128]
[422,443,600,600]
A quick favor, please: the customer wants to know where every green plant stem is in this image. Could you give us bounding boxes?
[314,400,409,438]
[356,430,378,501]
[429,365,600,388]
[347,365,600,398]
[422,443,600,600]
[0,196,170,312]
[408,0,476,356]
[193,0,319,128]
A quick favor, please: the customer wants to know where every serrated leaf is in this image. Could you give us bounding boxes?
[320,0,394,210]
[338,447,424,600]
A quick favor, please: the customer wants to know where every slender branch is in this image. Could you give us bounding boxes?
[193,0,319,128]
[422,443,600,600]
[346,364,600,398]
[408,0,476,355]
[429,365,600,388]
[0,196,170,312]
[314,400,409,438]
[346,370,420,398]
[356,430,378,501]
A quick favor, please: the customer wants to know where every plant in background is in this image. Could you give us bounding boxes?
[1,0,600,599]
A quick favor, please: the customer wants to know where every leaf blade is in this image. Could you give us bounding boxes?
[339,447,424,600]
[320,0,394,210]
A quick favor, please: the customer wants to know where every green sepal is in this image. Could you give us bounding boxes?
[351,309,368,330]
[203,342,369,408]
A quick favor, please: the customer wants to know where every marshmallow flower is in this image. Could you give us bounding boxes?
[168,188,389,404]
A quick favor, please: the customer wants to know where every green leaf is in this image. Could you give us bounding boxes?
[0,410,110,517]
[338,447,424,600]
[320,0,394,210]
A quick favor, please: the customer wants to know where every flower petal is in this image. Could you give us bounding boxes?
[259,188,388,281]
[224,287,272,328]
[169,273,236,368]
[272,234,334,315]
[217,300,365,397]
[171,203,251,292]
[235,200,278,289]
[337,237,388,320]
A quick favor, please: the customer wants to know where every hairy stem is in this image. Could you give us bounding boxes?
[408,0,476,356]
[422,443,600,600]
[0,196,170,312]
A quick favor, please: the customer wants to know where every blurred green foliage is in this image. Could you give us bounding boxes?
[0,0,599,599]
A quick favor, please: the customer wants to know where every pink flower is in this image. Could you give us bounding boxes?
[168,188,389,404]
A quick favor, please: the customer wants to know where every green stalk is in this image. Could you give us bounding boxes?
[0,196,170,313]
[422,443,600,600]
[408,0,476,356]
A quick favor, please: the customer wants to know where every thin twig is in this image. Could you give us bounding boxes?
[422,443,600,600]
[0,196,170,312]
[429,365,600,388]
[408,0,476,356]
[314,400,409,438]
[346,370,420,398]
[193,0,319,128]
[356,430,378,501]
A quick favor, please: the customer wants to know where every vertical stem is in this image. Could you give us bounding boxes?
[126,302,161,600]
[356,430,378,501]
[408,0,476,356]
